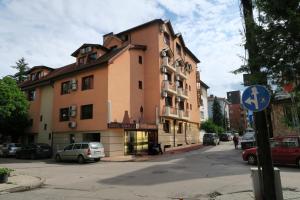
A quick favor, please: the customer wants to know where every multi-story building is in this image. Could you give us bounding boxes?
[20,19,201,157]
[227,91,247,132]
[207,95,230,129]
[196,72,209,122]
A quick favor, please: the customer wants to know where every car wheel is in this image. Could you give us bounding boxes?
[248,155,257,165]
[30,154,36,160]
[55,154,61,162]
[94,158,100,162]
[77,155,85,164]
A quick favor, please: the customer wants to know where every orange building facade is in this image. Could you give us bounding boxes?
[20,19,201,157]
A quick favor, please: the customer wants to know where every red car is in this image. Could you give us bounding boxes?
[242,135,300,168]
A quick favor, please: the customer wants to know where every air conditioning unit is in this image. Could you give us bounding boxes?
[68,121,77,128]
[161,91,168,98]
[69,105,77,117]
[70,79,77,90]
[161,66,167,73]
[161,50,167,57]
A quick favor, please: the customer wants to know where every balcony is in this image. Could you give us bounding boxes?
[162,80,177,95]
[176,67,187,79]
[178,110,189,120]
[177,87,189,99]
[161,57,176,73]
[162,106,178,118]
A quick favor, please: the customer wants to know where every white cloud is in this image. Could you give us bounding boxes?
[0,0,245,97]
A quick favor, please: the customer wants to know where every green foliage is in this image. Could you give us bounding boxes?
[0,168,14,175]
[11,57,30,83]
[0,76,30,140]
[237,0,300,90]
[201,119,224,134]
[212,97,224,127]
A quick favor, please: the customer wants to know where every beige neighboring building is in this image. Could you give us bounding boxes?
[20,19,201,157]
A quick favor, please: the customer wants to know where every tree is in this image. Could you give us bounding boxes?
[212,97,223,127]
[0,76,30,142]
[201,119,224,134]
[11,57,30,83]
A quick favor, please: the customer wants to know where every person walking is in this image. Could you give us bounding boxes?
[233,135,239,149]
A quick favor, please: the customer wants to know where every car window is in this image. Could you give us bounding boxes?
[64,144,74,151]
[282,138,299,148]
[73,144,81,149]
[243,133,255,140]
[204,134,212,138]
[81,144,89,149]
[90,143,103,149]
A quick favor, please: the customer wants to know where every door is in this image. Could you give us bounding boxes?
[280,137,300,164]
[72,143,82,160]
[271,139,281,163]
[61,144,74,160]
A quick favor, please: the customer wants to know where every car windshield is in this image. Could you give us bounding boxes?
[243,133,255,140]
[90,143,103,149]
[204,134,213,138]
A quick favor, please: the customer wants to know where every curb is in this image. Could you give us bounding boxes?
[0,176,45,194]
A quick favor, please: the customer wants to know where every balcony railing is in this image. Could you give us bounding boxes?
[177,87,188,99]
[162,106,178,117]
[162,80,177,94]
[178,110,189,120]
[161,57,176,72]
[176,67,187,79]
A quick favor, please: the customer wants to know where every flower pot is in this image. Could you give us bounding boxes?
[0,173,8,183]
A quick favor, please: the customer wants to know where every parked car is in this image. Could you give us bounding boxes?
[219,133,232,141]
[240,132,256,150]
[1,143,22,157]
[16,143,52,159]
[242,135,300,168]
[203,133,220,146]
[55,142,105,164]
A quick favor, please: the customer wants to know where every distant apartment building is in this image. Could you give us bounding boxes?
[20,19,201,156]
[227,91,247,132]
[196,72,209,122]
[207,95,230,129]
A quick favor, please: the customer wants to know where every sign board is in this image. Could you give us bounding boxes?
[242,85,271,112]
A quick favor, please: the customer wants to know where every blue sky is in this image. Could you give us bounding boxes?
[0,0,245,97]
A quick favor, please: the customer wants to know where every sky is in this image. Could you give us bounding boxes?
[0,0,245,97]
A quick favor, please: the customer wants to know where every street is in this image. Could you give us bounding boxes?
[0,142,299,200]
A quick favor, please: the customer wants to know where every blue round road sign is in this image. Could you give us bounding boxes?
[242,85,271,112]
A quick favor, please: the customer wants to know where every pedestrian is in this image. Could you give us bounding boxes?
[233,135,239,149]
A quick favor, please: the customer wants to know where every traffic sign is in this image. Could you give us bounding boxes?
[242,85,270,112]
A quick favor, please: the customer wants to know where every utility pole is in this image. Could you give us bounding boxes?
[240,0,276,199]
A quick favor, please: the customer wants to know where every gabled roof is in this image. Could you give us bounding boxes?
[25,66,54,75]
[20,46,126,89]
[71,43,109,57]
[200,80,209,89]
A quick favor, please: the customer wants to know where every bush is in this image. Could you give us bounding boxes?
[201,119,224,134]
[0,168,14,176]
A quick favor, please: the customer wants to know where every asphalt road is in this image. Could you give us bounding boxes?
[0,142,299,200]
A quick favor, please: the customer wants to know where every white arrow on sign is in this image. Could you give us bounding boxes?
[245,87,259,109]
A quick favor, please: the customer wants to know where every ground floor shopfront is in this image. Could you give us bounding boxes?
[37,120,200,157]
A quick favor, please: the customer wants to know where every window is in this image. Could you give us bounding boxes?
[177,80,183,88]
[88,53,97,61]
[28,89,36,101]
[78,57,85,65]
[200,111,204,119]
[64,144,73,150]
[176,43,182,55]
[73,144,81,149]
[138,56,143,64]
[70,134,75,143]
[60,107,70,121]
[164,73,172,82]
[81,104,93,119]
[82,75,94,90]
[61,81,70,95]
[44,123,47,130]
[189,85,191,91]
[177,122,182,133]
[190,104,192,110]
[163,32,170,46]
[165,96,173,107]
[138,81,143,89]
[179,101,184,110]
[40,115,43,122]
[163,120,170,133]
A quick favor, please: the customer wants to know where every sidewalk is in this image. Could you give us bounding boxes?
[102,144,203,162]
[0,173,45,194]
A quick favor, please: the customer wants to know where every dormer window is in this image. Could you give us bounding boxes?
[78,57,85,65]
[88,53,97,61]
[80,46,92,55]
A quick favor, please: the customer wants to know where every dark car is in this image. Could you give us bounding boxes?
[203,133,220,145]
[242,135,300,168]
[16,143,52,159]
[240,132,256,150]
[219,133,232,141]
